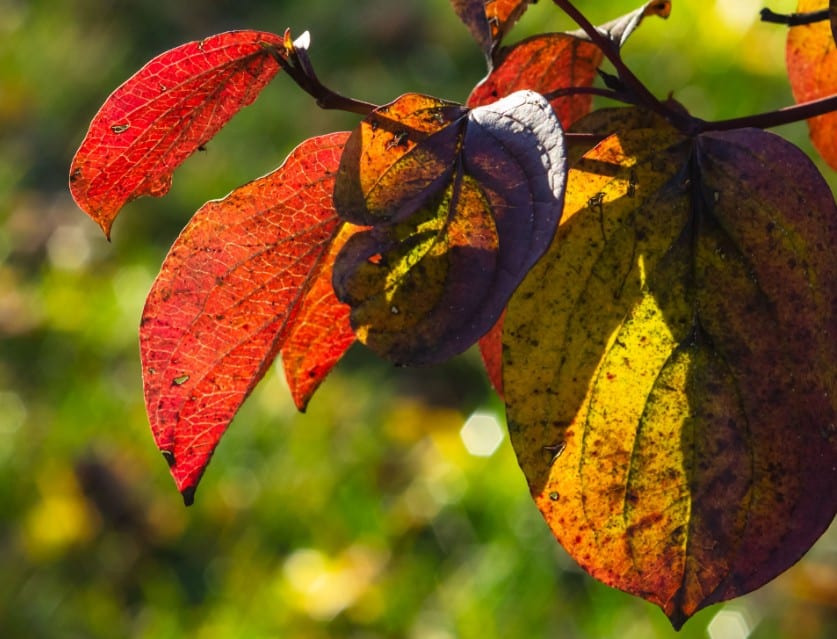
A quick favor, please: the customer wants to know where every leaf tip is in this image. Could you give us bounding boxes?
[181,485,197,507]
[667,609,689,631]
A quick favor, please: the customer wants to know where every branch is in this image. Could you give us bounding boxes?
[542,86,631,103]
[760,8,829,26]
[265,32,377,116]
[696,93,837,133]
[550,0,690,130]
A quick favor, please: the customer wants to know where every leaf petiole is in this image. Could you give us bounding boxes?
[264,31,377,116]
[759,8,830,26]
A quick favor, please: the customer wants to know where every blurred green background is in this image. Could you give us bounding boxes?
[1,0,835,637]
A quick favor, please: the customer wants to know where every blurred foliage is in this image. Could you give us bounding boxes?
[1,0,835,637]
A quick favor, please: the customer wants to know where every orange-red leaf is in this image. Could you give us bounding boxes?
[787,0,837,169]
[141,132,350,503]
[281,223,361,412]
[478,311,505,397]
[468,33,603,128]
[69,30,286,237]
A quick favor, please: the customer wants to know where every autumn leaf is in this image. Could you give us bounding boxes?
[280,223,360,412]
[469,1,671,392]
[787,0,837,170]
[141,132,350,503]
[467,33,603,127]
[69,30,286,237]
[450,0,535,57]
[332,90,567,365]
[503,113,837,626]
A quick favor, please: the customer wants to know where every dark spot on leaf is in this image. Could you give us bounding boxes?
[70,167,82,182]
[161,450,175,467]
[549,491,560,501]
[111,123,130,134]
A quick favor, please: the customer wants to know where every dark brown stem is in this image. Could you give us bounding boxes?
[551,0,688,129]
[264,41,377,116]
[760,8,829,26]
[695,93,837,133]
[543,86,631,103]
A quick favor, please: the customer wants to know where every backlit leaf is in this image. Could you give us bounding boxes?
[787,0,837,170]
[333,91,567,365]
[280,223,360,412]
[467,34,603,127]
[504,115,837,627]
[141,132,349,503]
[450,0,535,57]
[69,30,286,237]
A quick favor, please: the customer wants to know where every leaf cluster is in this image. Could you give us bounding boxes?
[69,0,837,628]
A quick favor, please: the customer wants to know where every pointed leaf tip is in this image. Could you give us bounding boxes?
[181,485,196,507]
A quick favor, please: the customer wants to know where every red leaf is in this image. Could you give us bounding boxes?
[140,132,350,503]
[281,223,362,412]
[468,34,603,128]
[69,30,286,238]
[478,311,505,398]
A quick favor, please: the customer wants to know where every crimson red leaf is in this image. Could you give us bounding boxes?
[69,30,286,238]
[281,223,361,412]
[141,132,349,503]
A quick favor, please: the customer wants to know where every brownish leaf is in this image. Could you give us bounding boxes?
[333,91,567,365]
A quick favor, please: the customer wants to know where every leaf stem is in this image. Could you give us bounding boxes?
[543,86,632,103]
[550,0,686,129]
[759,8,829,26]
[264,39,377,116]
[695,93,837,133]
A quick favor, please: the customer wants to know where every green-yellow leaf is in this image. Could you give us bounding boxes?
[504,113,837,627]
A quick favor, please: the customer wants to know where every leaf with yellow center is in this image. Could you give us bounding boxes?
[503,110,837,627]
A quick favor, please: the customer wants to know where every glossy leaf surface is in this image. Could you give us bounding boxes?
[333,91,567,365]
[504,116,837,627]
[69,30,285,237]
[787,0,837,169]
[141,132,349,502]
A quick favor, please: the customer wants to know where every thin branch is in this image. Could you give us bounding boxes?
[695,93,837,133]
[550,0,689,130]
[264,41,377,116]
[542,86,630,103]
[760,8,829,26]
